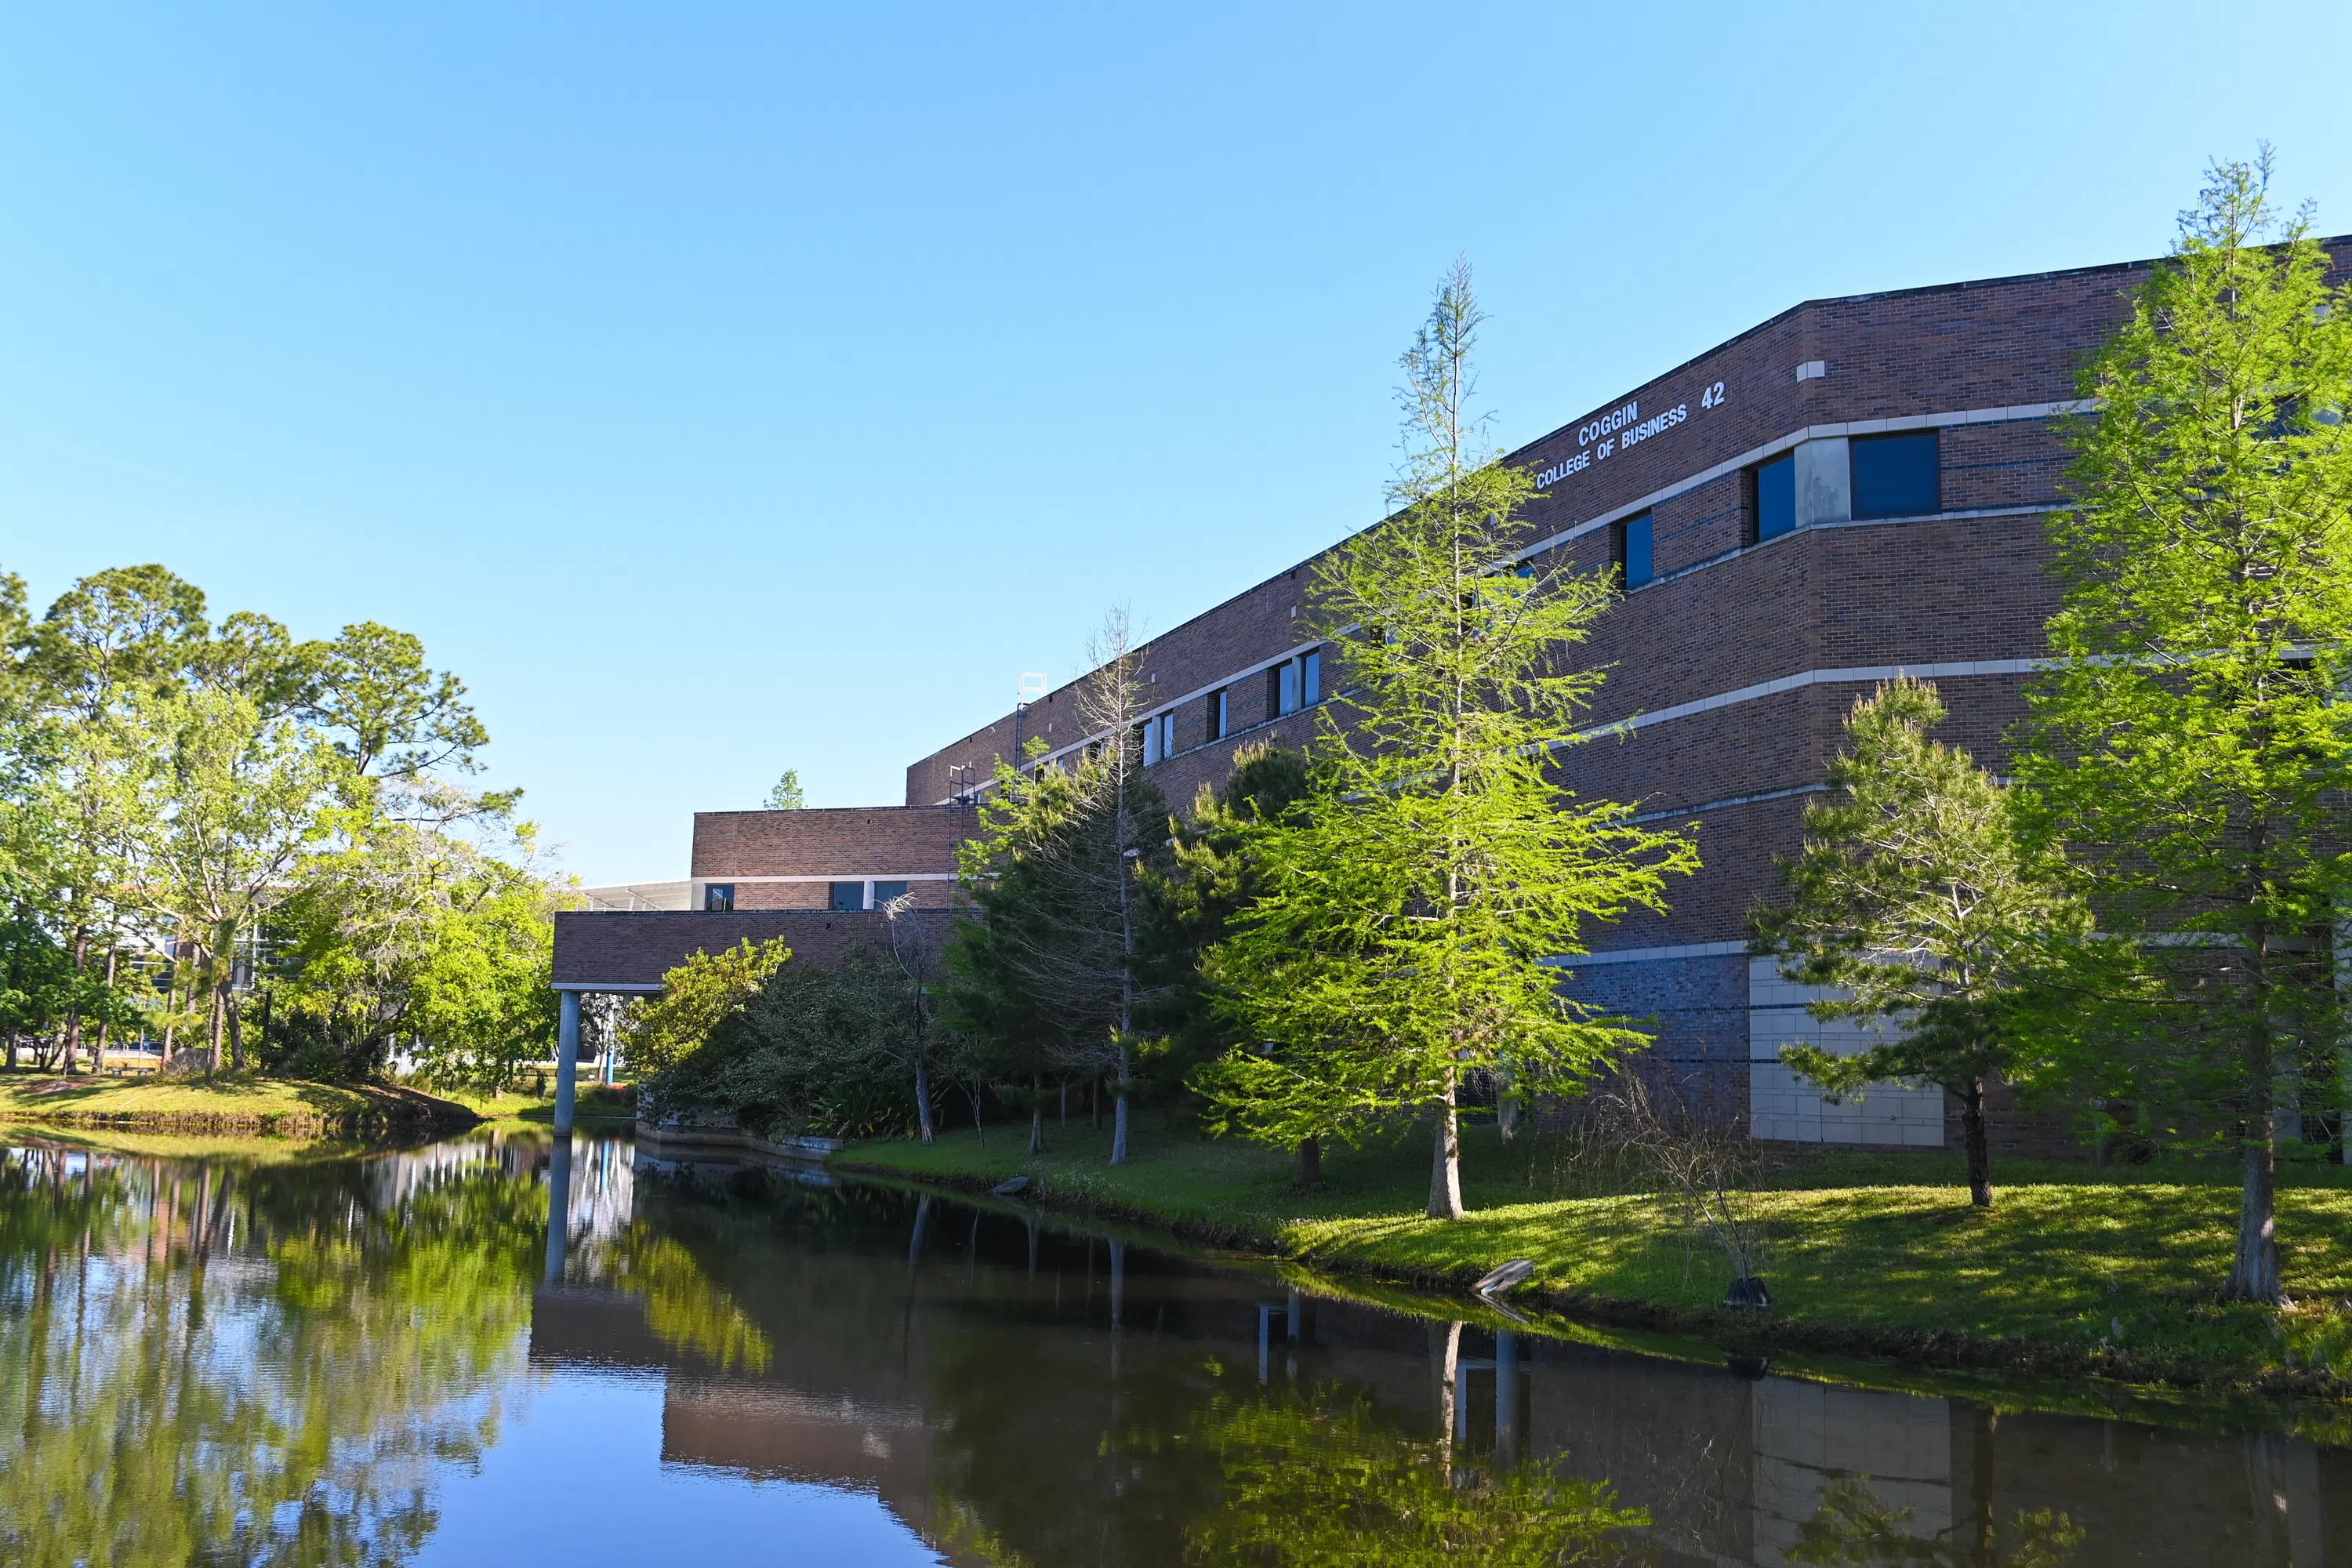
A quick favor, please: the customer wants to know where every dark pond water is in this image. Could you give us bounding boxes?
[0,1130,2343,1566]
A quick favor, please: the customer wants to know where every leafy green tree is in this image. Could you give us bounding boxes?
[652,943,935,1138]
[764,768,806,810]
[1138,742,1317,1169]
[9,565,206,1071]
[120,682,350,1071]
[1196,263,1697,1218]
[299,620,492,786]
[405,855,562,1090]
[623,936,792,1081]
[1753,680,2089,1208]
[2016,153,2352,1302]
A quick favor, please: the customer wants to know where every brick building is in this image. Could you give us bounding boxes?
[568,239,2352,1145]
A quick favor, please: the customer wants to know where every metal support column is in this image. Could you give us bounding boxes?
[555,989,582,1138]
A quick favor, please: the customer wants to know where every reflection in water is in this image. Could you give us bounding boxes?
[0,1133,2346,1566]
[1185,1385,1648,1565]
[0,1137,545,1566]
[1787,1474,2083,1567]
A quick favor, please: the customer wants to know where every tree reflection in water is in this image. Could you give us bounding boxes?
[1182,1385,1650,1566]
[0,1138,550,1566]
[1788,1476,2085,1568]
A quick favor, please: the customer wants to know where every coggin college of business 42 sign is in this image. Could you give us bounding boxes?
[1533,376,1729,492]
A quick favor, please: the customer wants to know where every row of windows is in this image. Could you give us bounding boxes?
[702,880,909,913]
[1612,430,1942,587]
[1142,648,1321,766]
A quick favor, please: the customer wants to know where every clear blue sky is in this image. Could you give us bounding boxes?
[5,3,2348,885]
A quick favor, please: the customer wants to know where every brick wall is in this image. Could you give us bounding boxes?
[881,238,2352,1149]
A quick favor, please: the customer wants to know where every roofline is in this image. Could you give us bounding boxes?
[692,804,976,822]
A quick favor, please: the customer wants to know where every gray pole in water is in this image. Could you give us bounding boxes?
[1494,1329,1519,1468]
[543,1138,574,1286]
[554,990,582,1138]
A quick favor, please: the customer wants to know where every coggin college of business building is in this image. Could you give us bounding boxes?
[556,236,2352,1155]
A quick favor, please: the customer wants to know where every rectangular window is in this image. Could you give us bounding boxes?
[1156,712,1175,761]
[872,880,909,906]
[1142,718,1161,766]
[1210,688,1229,741]
[703,884,735,913]
[1617,513,1654,589]
[1279,659,1301,716]
[1849,430,1939,519]
[829,880,865,912]
[1265,664,1285,720]
[1750,452,1795,543]
[1301,649,1320,706]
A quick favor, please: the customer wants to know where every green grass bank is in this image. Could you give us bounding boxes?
[833,1116,2352,1402]
[0,1071,640,1134]
[0,1070,479,1134]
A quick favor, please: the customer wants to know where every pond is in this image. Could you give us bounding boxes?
[0,1128,2340,1566]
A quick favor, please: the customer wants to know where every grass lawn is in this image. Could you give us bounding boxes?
[429,1081,638,1124]
[837,1114,2352,1397]
[0,1120,392,1163]
[0,1069,474,1131]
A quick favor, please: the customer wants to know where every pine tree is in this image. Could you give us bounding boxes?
[2018,151,2352,1302]
[1752,679,2088,1207]
[942,612,1171,1162]
[1196,262,1697,1219]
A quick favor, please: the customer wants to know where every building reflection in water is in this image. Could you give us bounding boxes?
[0,1132,2338,1567]
[530,1150,2342,1568]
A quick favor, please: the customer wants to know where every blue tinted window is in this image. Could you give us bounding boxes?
[1851,431,1939,519]
[1621,514,1653,589]
[703,884,735,912]
[1753,453,1795,542]
[872,880,909,906]
[1301,650,1320,706]
[829,880,865,912]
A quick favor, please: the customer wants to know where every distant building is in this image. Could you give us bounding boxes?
[577,881,693,913]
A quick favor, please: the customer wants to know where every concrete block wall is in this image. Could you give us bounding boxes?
[1747,956,1945,1148]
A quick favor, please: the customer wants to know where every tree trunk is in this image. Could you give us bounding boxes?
[1109,1046,1131,1167]
[914,1054,935,1144]
[1029,1075,1047,1156]
[1961,1076,1994,1209]
[226,993,244,1074]
[1428,1068,1465,1220]
[95,949,118,1069]
[2227,1011,2283,1302]
[1430,1319,1461,1464]
[60,925,87,1076]
[1298,1133,1322,1188]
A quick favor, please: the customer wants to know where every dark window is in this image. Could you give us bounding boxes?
[1750,452,1795,543]
[1266,664,1286,719]
[1617,513,1654,589]
[829,880,865,912]
[1210,688,1229,741]
[1301,649,1320,706]
[1154,712,1174,762]
[1850,430,1939,519]
[703,884,735,912]
[872,880,909,906]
